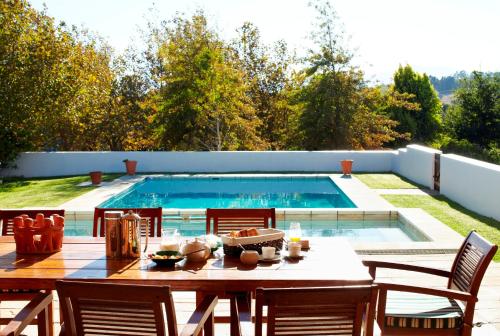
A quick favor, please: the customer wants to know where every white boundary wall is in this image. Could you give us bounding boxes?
[3,146,500,221]
[1,150,396,177]
[440,154,500,221]
[393,144,441,189]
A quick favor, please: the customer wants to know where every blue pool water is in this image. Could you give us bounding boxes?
[99,177,356,209]
[64,218,428,242]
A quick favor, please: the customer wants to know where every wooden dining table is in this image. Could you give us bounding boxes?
[0,236,373,334]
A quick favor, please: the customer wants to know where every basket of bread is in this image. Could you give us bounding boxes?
[221,228,285,256]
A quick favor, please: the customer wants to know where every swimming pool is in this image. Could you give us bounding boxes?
[99,176,356,209]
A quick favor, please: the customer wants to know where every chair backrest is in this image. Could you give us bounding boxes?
[448,231,498,297]
[0,209,65,236]
[93,207,162,237]
[56,280,177,336]
[255,285,377,336]
[205,208,276,235]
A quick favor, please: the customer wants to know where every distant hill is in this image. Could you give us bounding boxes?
[429,71,467,98]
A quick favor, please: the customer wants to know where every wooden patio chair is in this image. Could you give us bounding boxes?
[363,231,498,336]
[205,208,276,235]
[93,207,162,237]
[55,280,218,336]
[249,285,378,336]
[204,208,276,332]
[0,209,65,236]
[0,209,63,336]
[0,292,53,336]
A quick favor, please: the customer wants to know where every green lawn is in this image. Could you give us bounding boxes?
[354,173,421,189]
[383,194,500,261]
[0,174,121,208]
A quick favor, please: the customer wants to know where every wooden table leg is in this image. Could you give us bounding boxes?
[47,301,54,336]
[197,290,252,335]
[36,302,50,336]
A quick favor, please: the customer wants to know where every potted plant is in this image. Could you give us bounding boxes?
[123,159,138,175]
[89,171,103,185]
[340,160,353,175]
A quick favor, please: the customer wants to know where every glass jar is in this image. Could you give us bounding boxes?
[160,228,180,252]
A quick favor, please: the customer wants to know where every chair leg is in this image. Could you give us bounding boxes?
[376,289,387,334]
[461,301,476,336]
[462,324,472,336]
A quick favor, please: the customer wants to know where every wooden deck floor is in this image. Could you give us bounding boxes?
[2,253,498,335]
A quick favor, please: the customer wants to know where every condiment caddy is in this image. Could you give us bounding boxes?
[104,210,148,259]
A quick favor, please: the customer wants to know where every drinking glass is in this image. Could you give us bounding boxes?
[289,222,302,242]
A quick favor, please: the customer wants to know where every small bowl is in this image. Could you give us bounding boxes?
[149,251,184,267]
[156,250,180,257]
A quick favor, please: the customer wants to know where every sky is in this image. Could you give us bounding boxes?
[30,0,500,83]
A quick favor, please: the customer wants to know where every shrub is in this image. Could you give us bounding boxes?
[440,138,500,165]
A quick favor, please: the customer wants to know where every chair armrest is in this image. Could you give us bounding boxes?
[0,292,53,336]
[363,260,450,278]
[180,295,218,336]
[376,282,477,303]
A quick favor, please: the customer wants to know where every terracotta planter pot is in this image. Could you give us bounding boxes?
[124,160,138,175]
[340,160,353,175]
[89,171,103,185]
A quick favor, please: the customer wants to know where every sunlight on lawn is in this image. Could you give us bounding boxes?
[354,173,420,189]
[0,174,120,208]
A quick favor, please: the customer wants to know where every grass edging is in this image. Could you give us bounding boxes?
[383,194,500,261]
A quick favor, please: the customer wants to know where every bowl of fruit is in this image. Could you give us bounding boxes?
[148,250,184,267]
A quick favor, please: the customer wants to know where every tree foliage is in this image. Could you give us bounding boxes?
[1,0,496,167]
[352,88,412,149]
[100,49,154,151]
[452,72,499,148]
[392,65,442,143]
[234,23,301,149]
[149,14,264,151]
[299,1,406,150]
[0,0,115,167]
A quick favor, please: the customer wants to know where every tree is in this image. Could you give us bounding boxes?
[0,0,117,167]
[299,0,358,149]
[392,65,442,143]
[452,71,499,148]
[99,49,154,150]
[300,69,365,149]
[0,0,57,166]
[299,1,405,150]
[149,13,264,151]
[234,23,300,149]
[351,88,412,149]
